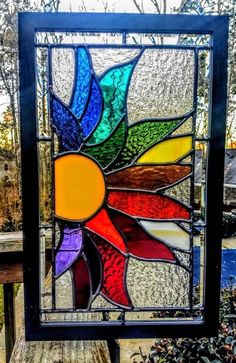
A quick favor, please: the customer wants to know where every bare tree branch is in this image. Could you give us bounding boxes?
[132,0,144,13]
[150,0,161,13]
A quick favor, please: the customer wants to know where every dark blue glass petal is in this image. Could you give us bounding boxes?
[81,76,103,139]
[52,96,82,152]
[70,48,91,119]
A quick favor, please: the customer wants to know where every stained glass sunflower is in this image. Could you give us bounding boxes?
[52,47,192,309]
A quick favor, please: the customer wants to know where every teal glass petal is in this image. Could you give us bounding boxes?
[112,119,182,169]
[70,47,91,119]
[82,118,126,169]
[86,63,134,145]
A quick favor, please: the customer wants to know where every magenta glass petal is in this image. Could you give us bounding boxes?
[110,209,176,261]
[72,256,91,309]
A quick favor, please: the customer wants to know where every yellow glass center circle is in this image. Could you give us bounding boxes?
[54,154,105,221]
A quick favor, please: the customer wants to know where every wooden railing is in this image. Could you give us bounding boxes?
[0,233,120,363]
[0,233,23,363]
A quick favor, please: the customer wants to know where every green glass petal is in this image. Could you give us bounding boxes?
[82,119,126,169]
[86,63,134,145]
[112,119,181,169]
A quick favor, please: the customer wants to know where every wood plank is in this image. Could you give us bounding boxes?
[0,231,51,253]
[4,284,15,363]
[9,278,112,362]
[0,263,23,284]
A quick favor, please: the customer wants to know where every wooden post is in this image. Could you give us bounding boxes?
[3,283,15,363]
[107,339,120,363]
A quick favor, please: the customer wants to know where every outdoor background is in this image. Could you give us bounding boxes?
[0,1,236,362]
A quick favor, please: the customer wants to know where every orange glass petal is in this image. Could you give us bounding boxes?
[85,208,127,253]
[54,154,105,221]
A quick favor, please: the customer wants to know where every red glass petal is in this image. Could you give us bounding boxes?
[72,256,91,309]
[91,233,132,308]
[107,191,190,220]
[85,208,127,253]
[110,209,176,261]
[107,165,191,191]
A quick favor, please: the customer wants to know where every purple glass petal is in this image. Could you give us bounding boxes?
[55,227,83,277]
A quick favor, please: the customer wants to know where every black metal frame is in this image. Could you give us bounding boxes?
[19,12,228,340]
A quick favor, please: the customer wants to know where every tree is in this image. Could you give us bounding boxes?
[180,0,236,144]
[130,0,236,143]
[0,0,60,230]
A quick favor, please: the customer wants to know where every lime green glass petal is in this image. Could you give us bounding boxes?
[137,136,192,164]
[82,119,126,169]
[87,63,134,145]
[112,119,181,169]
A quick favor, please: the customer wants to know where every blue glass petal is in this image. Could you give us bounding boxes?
[81,76,103,139]
[70,48,91,119]
[55,226,83,278]
[52,96,82,152]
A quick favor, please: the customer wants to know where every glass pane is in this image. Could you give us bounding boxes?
[172,116,193,135]
[37,36,206,319]
[127,33,211,46]
[36,47,50,136]
[196,50,211,138]
[40,227,52,310]
[90,48,140,75]
[52,48,75,104]
[127,49,195,121]
[38,142,52,224]
[127,259,190,308]
[137,136,193,164]
[164,178,191,206]
[36,32,122,44]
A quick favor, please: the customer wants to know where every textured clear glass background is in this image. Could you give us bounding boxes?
[53,263,190,309]
[126,33,211,46]
[38,142,52,224]
[52,48,74,105]
[37,47,50,136]
[90,48,140,75]
[36,32,122,44]
[196,50,210,137]
[36,32,211,46]
[127,49,195,122]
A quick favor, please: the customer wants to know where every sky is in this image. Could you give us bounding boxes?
[57,0,182,13]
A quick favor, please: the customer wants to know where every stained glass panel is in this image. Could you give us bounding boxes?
[20,13,228,339]
[49,45,195,313]
[51,46,193,311]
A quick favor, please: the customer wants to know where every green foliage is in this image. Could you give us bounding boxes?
[194,210,236,238]
[131,288,236,363]
[0,0,60,232]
